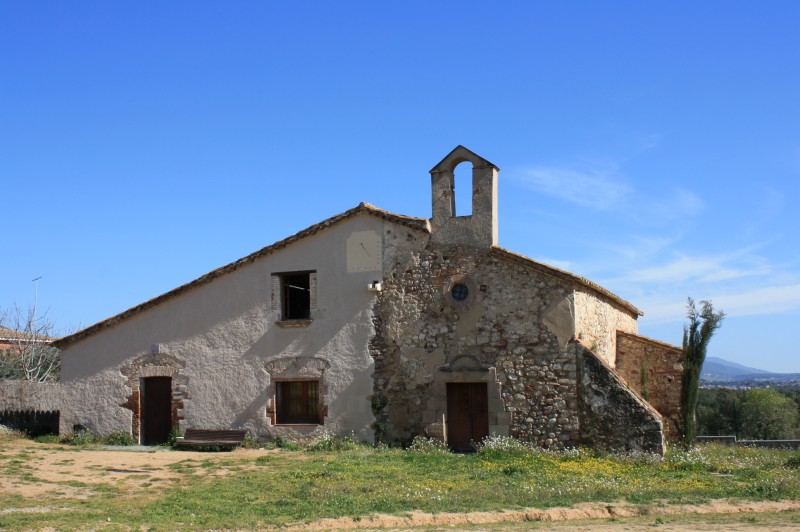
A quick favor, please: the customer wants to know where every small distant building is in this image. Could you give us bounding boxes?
[0,326,52,366]
[17,146,681,453]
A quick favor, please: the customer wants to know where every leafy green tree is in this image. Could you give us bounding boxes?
[740,387,800,440]
[680,298,724,448]
[696,388,743,437]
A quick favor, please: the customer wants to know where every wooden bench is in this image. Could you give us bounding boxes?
[175,429,248,450]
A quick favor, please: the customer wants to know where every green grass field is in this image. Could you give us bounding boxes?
[2,431,800,530]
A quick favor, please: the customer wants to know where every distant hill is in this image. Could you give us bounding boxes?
[701,356,800,387]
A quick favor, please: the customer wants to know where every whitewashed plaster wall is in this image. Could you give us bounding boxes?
[573,288,638,366]
[59,213,418,441]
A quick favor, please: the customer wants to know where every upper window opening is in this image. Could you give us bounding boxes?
[282,273,311,320]
[453,162,472,217]
[451,283,469,301]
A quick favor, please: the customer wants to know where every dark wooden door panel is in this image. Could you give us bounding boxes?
[142,377,172,445]
[447,382,489,452]
[447,383,470,451]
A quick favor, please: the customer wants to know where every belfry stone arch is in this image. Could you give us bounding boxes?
[429,145,499,248]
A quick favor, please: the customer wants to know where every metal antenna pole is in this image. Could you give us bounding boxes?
[32,276,42,336]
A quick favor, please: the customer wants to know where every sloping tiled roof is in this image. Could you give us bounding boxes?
[0,326,25,340]
[490,247,643,317]
[0,326,53,343]
[55,203,429,348]
[617,330,680,350]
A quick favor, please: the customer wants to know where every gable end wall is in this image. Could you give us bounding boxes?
[373,243,582,449]
[615,332,683,441]
[574,289,638,366]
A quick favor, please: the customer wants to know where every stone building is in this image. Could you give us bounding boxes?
[33,146,680,453]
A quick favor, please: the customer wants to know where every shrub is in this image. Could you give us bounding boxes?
[477,435,536,454]
[241,432,263,449]
[0,424,25,442]
[408,436,449,453]
[104,432,135,446]
[306,431,359,452]
[273,436,300,451]
[785,452,800,469]
[33,434,61,444]
[168,426,183,447]
[60,428,100,446]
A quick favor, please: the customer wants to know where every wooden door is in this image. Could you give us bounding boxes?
[446,382,489,452]
[142,377,172,445]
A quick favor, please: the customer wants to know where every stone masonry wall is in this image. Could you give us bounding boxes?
[615,331,683,441]
[574,289,638,367]
[576,341,665,455]
[373,243,582,449]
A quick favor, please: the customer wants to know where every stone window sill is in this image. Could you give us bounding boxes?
[277,319,313,329]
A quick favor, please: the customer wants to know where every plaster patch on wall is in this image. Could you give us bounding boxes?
[541,296,574,348]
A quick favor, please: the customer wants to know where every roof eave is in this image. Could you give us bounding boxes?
[490,246,643,317]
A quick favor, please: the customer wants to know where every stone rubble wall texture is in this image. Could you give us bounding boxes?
[574,289,638,367]
[615,331,683,441]
[373,242,585,449]
[576,341,666,455]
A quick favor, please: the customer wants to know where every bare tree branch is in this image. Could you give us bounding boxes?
[0,303,63,383]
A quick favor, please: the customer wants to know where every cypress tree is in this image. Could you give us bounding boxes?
[681,298,724,449]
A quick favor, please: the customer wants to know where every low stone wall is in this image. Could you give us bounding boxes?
[695,435,736,445]
[0,380,62,413]
[696,435,800,450]
[615,331,683,441]
[576,341,665,455]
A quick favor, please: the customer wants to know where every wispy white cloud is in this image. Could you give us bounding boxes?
[514,164,630,210]
[511,161,704,224]
[715,284,800,317]
[508,145,798,335]
[646,187,705,220]
[742,186,785,237]
[622,251,771,285]
[591,239,797,326]
[635,133,662,152]
[537,257,572,271]
[640,283,800,323]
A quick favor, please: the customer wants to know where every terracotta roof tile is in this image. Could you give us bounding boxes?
[617,330,680,351]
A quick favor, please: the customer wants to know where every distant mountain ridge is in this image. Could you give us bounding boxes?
[701,356,800,386]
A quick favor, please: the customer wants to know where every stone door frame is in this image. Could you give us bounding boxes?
[421,355,510,443]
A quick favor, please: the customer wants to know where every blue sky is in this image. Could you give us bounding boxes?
[2,2,799,371]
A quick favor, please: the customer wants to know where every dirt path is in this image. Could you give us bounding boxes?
[0,437,275,499]
[293,500,800,530]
